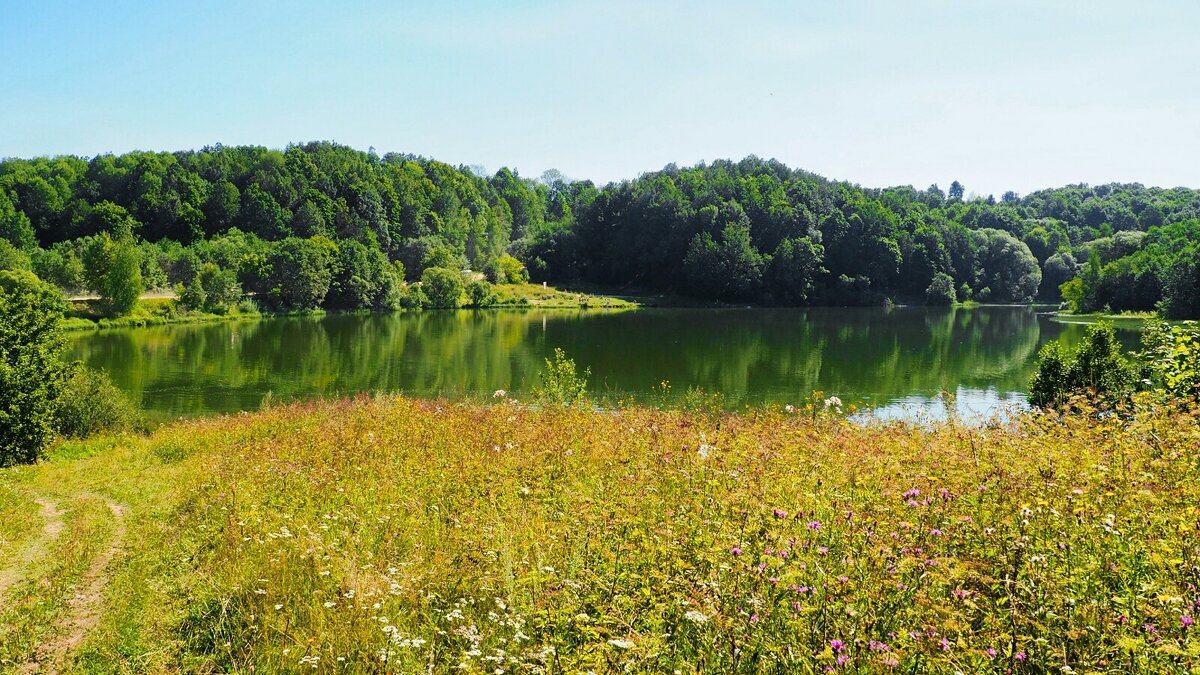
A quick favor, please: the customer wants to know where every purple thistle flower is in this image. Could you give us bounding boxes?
[807,520,821,530]
[731,546,742,556]
[985,647,997,659]
[773,508,788,518]
[830,639,844,653]
[1015,651,1027,661]
[1183,615,1194,628]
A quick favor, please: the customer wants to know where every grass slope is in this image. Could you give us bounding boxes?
[1,398,1200,673]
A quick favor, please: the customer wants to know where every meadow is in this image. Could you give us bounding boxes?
[2,395,1200,673]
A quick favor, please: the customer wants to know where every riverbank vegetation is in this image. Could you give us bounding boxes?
[2,144,1198,321]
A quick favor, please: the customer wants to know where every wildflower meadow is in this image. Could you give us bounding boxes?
[2,394,1200,673]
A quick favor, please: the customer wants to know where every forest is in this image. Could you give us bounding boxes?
[0,142,1197,317]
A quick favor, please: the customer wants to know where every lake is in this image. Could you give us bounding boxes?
[68,306,1142,422]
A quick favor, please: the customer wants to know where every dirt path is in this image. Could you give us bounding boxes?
[0,498,66,599]
[20,495,128,674]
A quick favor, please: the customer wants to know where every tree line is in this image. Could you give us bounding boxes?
[0,143,1197,317]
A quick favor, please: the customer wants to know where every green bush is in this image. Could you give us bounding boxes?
[181,263,242,314]
[1029,322,1137,408]
[0,270,70,466]
[1139,319,1200,402]
[420,267,464,308]
[466,280,498,308]
[534,348,590,406]
[55,366,137,437]
[0,239,31,272]
[82,232,144,316]
[924,272,956,305]
[497,254,529,284]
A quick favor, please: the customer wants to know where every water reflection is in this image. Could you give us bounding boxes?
[69,306,1141,421]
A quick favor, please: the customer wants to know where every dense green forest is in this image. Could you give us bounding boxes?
[0,142,1197,317]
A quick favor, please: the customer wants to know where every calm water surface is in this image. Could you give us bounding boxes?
[69,306,1141,422]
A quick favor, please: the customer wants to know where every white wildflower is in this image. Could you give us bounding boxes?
[606,639,635,649]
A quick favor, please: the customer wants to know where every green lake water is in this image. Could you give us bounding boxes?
[68,306,1141,422]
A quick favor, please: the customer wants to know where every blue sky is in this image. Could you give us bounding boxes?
[2,1,1197,195]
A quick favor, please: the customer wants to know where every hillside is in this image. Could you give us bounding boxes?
[2,146,1198,317]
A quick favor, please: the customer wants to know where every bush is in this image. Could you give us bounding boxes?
[1139,320,1200,402]
[1028,322,1137,408]
[0,239,31,272]
[181,263,242,314]
[497,254,529,284]
[55,366,137,437]
[924,272,956,305]
[420,267,464,308]
[466,280,498,308]
[0,270,69,466]
[534,348,590,406]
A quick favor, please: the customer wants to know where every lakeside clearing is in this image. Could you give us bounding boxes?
[2,395,1198,672]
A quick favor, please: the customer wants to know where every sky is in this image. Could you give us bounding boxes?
[2,0,1198,196]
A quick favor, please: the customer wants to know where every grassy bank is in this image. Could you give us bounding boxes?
[1051,310,1160,327]
[62,297,268,331]
[2,396,1200,672]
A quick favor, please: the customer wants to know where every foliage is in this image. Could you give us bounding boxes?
[181,263,241,314]
[259,237,333,310]
[1060,277,1084,313]
[1028,322,1137,408]
[1161,247,1200,319]
[682,222,764,302]
[1139,320,1200,401]
[81,232,144,316]
[497,253,528,284]
[327,239,403,310]
[420,266,464,308]
[924,272,956,305]
[54,366,138,437]
[0,270,69,466]
[465,279,498,308]
[972,228,1041,303]
[766,236,824,305]
[534,347,590,405]
[4,146,1200,311]
[0,238,32,271]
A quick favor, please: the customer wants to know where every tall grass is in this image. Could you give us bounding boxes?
[4,395,1200,672]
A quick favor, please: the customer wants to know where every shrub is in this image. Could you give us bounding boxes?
[1028,322,1137,408]
[420,267,464,308]
[466,280,498,308]
[534,348,590,406]
[0,270,69,466]
[924,272,957,305]
[55,366,137,437]
[0,239,31,272]
[82,233,144,316]
[497,254,529,284]
[181,263,242,314]
[1139,319,1200,402]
